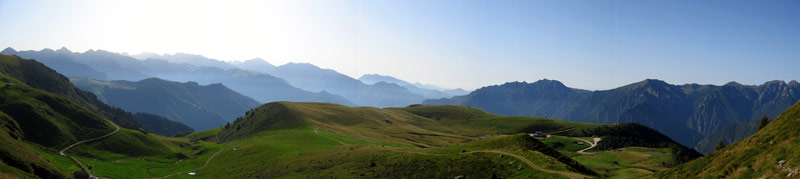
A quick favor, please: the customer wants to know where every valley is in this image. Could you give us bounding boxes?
[2,1,798,178]
[0,52,798,178]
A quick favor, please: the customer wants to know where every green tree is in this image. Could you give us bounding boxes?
[758,114,770,130]
[715,140,726,152]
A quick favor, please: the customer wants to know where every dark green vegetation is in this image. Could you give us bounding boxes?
[200,102,697,178]
[715,140,726,152]
[534,123,701,164]
[0,54,191,135]
[0,54,217,178]
[72,77,260,131]
[424,79,800,150]
[758,114,769,130]
[132,113,194,136]
[573,147,676,178]
[693,118,760,154]
[0,61,114,178]
[655,101,800,178]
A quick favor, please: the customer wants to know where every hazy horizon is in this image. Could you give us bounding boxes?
[2,0,799,90]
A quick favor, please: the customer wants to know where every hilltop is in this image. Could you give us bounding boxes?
[204,101,698,178]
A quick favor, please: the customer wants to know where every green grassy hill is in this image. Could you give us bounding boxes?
[654,100,800,178]
[0,54,196,136]
[202,101,699,178]
[0,111,67,178]
[0,74,115,149]
[0,54,143,130]
[0,55,220,178]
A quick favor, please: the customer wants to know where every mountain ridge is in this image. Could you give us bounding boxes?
[71,77,261,131]
[424,78,800,148]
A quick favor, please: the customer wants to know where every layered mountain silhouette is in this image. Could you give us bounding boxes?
[359,74,469,99]
[72,78,261,131]
[424,79,800,148]
[261,63,427,107]
[0,54,191,136]
[7,47,473,108]
[2,47,108,80]
[7,48,354,105]
[230,58,277,72]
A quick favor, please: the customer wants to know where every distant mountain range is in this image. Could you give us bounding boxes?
[424,79,800,149]
[2,47,467,108]
[359,74,469,99]
[72,78,261,131]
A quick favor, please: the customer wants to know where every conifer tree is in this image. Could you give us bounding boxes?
[715,139,726,152]
[758,114,770,130]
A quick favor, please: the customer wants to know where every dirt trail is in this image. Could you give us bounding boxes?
[315,128,347,145]
[387,148,590,179]
[144,133,282,179]
[576,137,602,155]
[59,120,120,176]
[547,127,576,135]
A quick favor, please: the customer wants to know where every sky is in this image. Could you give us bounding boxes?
[1,0,798,90]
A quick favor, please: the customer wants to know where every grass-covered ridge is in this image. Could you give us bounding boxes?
[0,55,220,178]
[202,101,700,178]
[654,100,800,178]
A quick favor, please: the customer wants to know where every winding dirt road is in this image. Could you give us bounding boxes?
[59,120,120,176]
[576,137,602,155]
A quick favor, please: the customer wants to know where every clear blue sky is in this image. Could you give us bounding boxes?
[1,0,798,90]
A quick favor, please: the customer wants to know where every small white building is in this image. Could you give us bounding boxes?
[188,172,197,176]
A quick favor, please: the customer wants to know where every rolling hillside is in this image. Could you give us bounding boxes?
[0,54,144,130]
[0,70,115,178]
[655,100,800,178]
[72,77,260,131]
[693,118,760,154]
[205,101,698,178]
[0,56,223,178]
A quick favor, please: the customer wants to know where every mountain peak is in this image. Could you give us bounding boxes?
[358,74,410,86]
[1,47,17,55]
[790,80,799,87]
[724,81,743,86]
[533,78,567,87]
[56,47,72,53]
[139,77,168,84]
[762,80,787,86]
[633,79,669,87]
[235,58,276,72]
[279,62,323,71]
[246,57,265,62]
